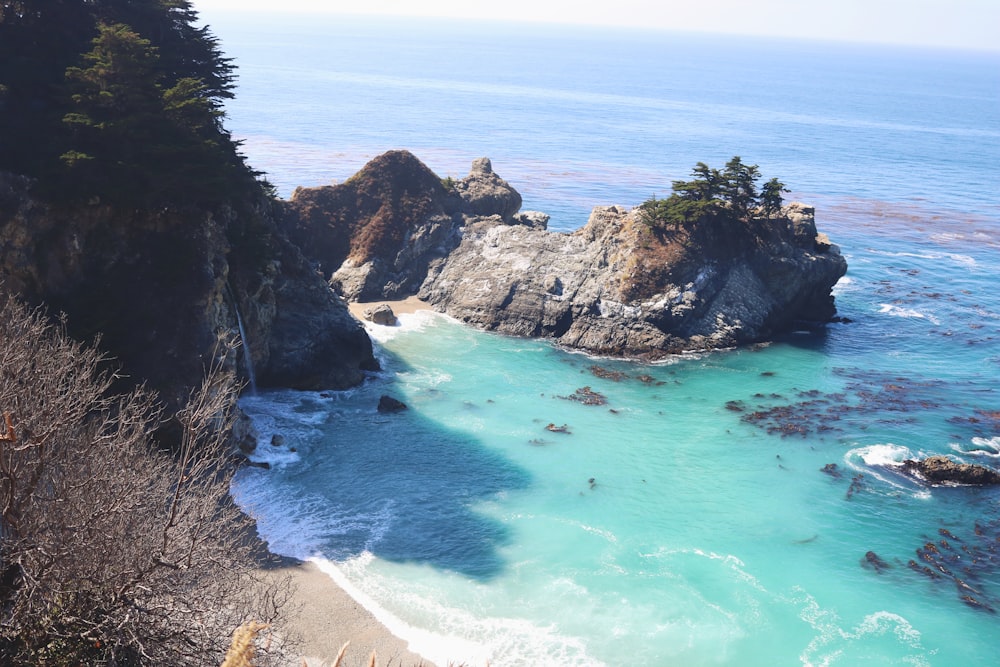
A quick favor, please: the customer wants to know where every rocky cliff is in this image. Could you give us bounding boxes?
[419,200,846,358]
[280,151,529,301]
[284,151,846,359]
[0,173,377,413]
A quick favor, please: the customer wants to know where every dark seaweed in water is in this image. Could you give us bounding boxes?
[559,386,608,406]
[589,365,629,382]
[905,517,1000,614]
[735,369,999,439]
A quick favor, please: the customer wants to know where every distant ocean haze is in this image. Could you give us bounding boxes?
[224,13,1000,666]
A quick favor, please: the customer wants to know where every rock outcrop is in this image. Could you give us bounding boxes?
[283,152,847,358]
[419,201,847,358]
[902,456,1000,486]
[0,172,377,413]
[280,150,523,301]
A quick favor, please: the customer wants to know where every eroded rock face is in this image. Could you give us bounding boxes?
[902,456,1000,486]
[280,151,523,301]
[419,202,847,358]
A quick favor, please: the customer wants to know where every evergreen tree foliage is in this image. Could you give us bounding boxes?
[640,157,787,228]
[0,0,255,206]
[760,177,789,218]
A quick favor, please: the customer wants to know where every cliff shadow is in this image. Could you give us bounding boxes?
[241,343,532,582]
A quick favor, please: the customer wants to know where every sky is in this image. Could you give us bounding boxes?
[192,0,1000,52]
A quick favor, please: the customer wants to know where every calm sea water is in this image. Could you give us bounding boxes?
[217,12,1000,666]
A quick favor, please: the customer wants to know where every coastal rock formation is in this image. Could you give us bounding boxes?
[451,157,522,220]
[283,151,847,358]
[280,151,522,302]
[419,200,847,358]
[902,456,1000,486]
[0,172,377,413]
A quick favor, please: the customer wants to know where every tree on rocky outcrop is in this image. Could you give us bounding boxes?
[721,156,761,219]
[0,295,291,665]
[760,177,788,218]
[642,157,782,228]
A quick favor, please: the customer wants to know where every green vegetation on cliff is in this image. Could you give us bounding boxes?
[0,0,262,206]
[638,157,788,228]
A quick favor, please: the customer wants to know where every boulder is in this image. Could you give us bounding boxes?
[363,303,398,326]
[377,395,408,413]
[902,456,1000,485]
[231,408,259,455]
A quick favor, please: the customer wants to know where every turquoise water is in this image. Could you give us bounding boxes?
[220,12,1000,666]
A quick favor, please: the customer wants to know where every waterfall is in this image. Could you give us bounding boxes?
[227,284,257,394]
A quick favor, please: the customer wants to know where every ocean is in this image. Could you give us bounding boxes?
[212,12,1000,666]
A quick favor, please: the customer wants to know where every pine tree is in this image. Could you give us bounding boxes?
[760,177,788,218]
[2,0,255,206]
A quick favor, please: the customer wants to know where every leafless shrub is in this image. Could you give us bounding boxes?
[0,294,292,665]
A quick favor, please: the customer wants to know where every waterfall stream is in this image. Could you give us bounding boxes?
[227,284,257,394]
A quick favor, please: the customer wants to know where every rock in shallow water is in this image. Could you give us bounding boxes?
[377,395,408,413]
[902,455,1000,485]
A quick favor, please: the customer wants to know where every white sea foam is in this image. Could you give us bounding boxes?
[951,436,1000,458]
[831,275,854,295]
[946,253,977,268]
[230,474,325,558]
[849,443,912,468]
[313,555,605,667]
[364,309,446,344]
[878,303,940,325]
[798,594,929,667]
[238,392,333,467]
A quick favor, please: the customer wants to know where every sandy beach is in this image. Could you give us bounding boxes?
[347,296,433,321]
[258,558,437,667]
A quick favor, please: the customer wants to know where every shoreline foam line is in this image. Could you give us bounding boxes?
[309,556,489,667]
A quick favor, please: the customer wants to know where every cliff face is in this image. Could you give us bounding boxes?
[0,173,376,412]
[280,151,527,301]
[419,202,846,358]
